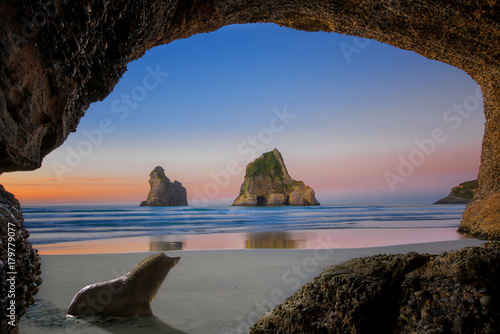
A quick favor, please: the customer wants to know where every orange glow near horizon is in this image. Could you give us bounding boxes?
[0,177,148,204]
[0,145,481,205]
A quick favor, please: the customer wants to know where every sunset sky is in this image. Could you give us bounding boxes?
[0,23,485,206]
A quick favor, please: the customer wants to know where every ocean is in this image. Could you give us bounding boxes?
[23,204,468,247]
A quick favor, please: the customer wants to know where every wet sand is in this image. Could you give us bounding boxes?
[35,227,470,255]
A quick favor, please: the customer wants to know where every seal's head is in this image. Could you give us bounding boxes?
[126,253,181,301]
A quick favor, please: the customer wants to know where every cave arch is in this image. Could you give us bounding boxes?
[0,1,499,331]
[0,1,498,238]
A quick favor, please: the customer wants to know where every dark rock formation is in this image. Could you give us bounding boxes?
[435,180,478,204]
[0,2,496,236]
[233,149,320,206]
[0,185,41,333]
[251,242,500,334]
[140,166,188,206]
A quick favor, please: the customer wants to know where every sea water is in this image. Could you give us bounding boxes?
[23,204,467,246]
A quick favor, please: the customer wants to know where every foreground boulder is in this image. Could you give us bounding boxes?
[140,166,188,206]
[233,149,320,206]
[251,242,500,334]
[435,180,478,204]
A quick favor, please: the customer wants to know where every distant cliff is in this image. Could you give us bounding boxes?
[434,179,478,204]
[140,166,188,206]
[233,149,320,206]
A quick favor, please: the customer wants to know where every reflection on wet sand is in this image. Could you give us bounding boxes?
[149,241,184,251]
[36,228,467,255]
[149,235,186,251]
[148,232,307,251]
[245,231,306,249]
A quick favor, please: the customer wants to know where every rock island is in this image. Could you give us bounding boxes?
[233,149,320,206]
[140,166,188,206]
[434,179,478,204]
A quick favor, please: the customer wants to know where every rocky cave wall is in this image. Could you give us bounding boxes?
[0,0,499,332]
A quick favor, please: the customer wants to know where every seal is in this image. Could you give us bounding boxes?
[66,253,180,317]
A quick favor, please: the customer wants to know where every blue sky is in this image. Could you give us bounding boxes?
[0,23,485,205]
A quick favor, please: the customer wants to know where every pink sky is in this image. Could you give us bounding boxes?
[0,143,481,205]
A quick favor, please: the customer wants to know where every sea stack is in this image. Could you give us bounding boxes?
[233,149,320,206]
[140,166,188,206]
[434,179,478,204]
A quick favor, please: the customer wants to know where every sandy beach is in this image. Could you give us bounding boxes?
[19,238,485,334]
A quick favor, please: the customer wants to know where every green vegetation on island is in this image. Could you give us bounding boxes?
[451,179,478,200]
[245,149,285,180]
[435,179,478,204]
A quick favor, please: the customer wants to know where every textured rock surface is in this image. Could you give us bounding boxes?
[140,166,188,206]
[0,185,41,333]
[251,242,500,334]
[0,1,497,235]
[233,149,320,206]
[435,180,478,205]
[460,193,500,241]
